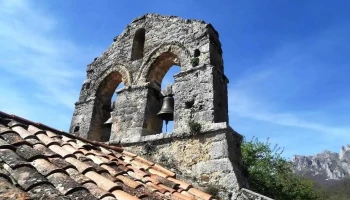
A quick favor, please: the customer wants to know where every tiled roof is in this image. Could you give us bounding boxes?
[0,111,214,200]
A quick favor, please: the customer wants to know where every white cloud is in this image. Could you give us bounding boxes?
[0,0,101,129]
[228,25,350,139]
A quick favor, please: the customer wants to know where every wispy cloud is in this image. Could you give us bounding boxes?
[0,0,101,130]
[228,25,350,146]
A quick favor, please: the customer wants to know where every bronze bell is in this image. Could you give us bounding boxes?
[157,94,174,122]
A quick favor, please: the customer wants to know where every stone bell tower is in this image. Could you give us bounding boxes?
[70,14,247,199]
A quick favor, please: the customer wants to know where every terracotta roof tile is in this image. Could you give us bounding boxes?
[0,176,31,200]
[27,125,45,135]
[8,165,51,191]
[65,157,95,174]
[0,124,12,134]
[83,182,116,199]
[100,147,113,155]
[130,160,151,170]
[66,168,93,185]
[36,133,60,147]
[86,154,106,165]
[26,138,43,146]
[188,188,213,200]
[111,189,140,200]
[49,157,76,170]
[46,130,59,138]
[80,158,109,174]
[66,188,99,200]
[61,135,74,142]
[11,126,33,139]
[152,164,176,177]
[49,144,76,158]
[0,111,214,200]
[27,183,66,199]
[116,158,130,166]
[85,171,121,191]
[158,183,176,193]
[123,150,138,158]
[101,172,118,182]
[148,168,169,178]
[123,155,134,163]
[105,162,125,175]
[0,138,16,151]
[145,182,167,194]
[46,172,84,195]
[180,190,197,199]
[0,168,12,182]
[116,174,142,189]
[111,151,124,159]
[68,140,80,148]
[143,175,160,185]
[107,154,119,161]
[100,163,122,176]
[126,169,145,181]
[101,196,117,200]
[31,158,66,176]
[32,143,59,158]
[79,148,95,156]
[1,131,30,146]
[168,177,192,190]
[16,144,46,161]
[134,156,154,166]
[61,143,80,153]
[173,191,196,200]
[0,149,31,169]
[90,149,110,158]
[143,182,159,193]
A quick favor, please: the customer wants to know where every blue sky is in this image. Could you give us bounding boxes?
[1,0,350,158]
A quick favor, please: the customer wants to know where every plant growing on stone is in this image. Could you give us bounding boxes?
[143,142,155,155]
[188,120,201,134]
[190,57,199,67]
[204,185,220,198]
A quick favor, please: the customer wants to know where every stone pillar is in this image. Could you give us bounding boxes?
[172,64,229,134]
[70,100,96,140]
[109,82,163,143]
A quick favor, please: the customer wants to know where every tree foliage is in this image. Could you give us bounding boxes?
[241,137,327,200]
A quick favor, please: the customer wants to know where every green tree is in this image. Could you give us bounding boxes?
[241,137,327,200]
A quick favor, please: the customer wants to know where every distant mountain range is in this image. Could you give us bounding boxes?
[292,145,350,186]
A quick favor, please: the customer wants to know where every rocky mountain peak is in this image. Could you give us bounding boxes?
[292,145,350,184]
[340,144,350,160]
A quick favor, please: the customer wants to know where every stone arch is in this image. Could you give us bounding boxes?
[134,43,191,134]
[136,43,192,84]
[91,64,131,98]
[88,65,131,141]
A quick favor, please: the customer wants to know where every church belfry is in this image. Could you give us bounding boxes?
[70,14,248,199]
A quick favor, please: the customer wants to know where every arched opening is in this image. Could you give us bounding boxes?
[161,65,180,132]
[144,52,181,134]
[90,71,123,141]
[131,28,145,61]
[111,82,124,107]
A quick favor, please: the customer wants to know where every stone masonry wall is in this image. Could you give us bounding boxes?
[121,123,248,200]
[70,13,224,140]
[69,13,272,200]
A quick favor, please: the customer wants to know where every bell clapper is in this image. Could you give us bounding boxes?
[165,120,168,132]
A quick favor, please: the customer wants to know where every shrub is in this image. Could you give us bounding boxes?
[191,57,199,67]
[188,120,201,133]
[241,137,327,200]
